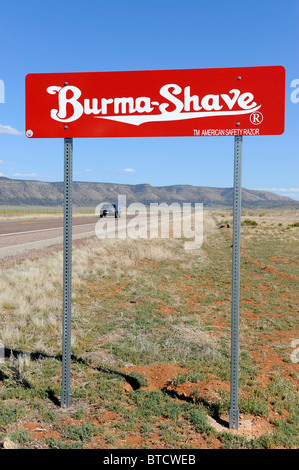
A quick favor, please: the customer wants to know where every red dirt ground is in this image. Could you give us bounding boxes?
[122,364,275,441]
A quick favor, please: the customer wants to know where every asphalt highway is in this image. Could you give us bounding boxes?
[0,216,98,236]
[0,216,119,258]
[0,212,178,259]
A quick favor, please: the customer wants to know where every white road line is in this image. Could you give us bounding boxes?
[0,231,96,252]
[0,222,96,237]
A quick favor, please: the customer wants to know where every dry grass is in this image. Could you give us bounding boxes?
[0,209,298,449]
[0,207,95,220]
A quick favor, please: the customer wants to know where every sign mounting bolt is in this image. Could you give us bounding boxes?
[64,125,68,129]
[64,82,68,86]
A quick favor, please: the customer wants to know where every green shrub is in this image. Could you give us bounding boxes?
[0,404,25,426]
[242,219,258,227]
[239,397,269,418]
[46,437,83,449]
[188,407,215,435]
[63,423,99,442]
[9,430,32,444]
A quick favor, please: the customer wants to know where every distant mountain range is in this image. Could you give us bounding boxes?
[0,177,298,209]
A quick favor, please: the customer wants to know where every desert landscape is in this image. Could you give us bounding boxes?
[0,207,298,449]
[1,0,298,458]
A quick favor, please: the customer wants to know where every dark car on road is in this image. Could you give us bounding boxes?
[99,203,121,218]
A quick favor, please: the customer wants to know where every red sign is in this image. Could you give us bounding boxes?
[25,66,285,138]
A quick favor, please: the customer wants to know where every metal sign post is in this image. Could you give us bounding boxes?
[229,135,243,429]
[61,137,73,408]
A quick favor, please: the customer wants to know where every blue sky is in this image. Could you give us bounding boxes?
[0,0,298,200]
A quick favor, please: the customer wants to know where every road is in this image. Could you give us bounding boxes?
[0,216,116,258]
[0,211,183,259]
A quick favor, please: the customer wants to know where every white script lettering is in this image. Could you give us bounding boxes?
[46,84,261,125]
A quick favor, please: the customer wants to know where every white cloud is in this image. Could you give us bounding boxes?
[0,124,23,135]
[104,167,136,173]
[84,169,95,172]
[0,173,5,177]
[252,187,299,201]
[253,187,299,193]
[275,188,299,192]
[0,159,14,165]
[13,172,39,178]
